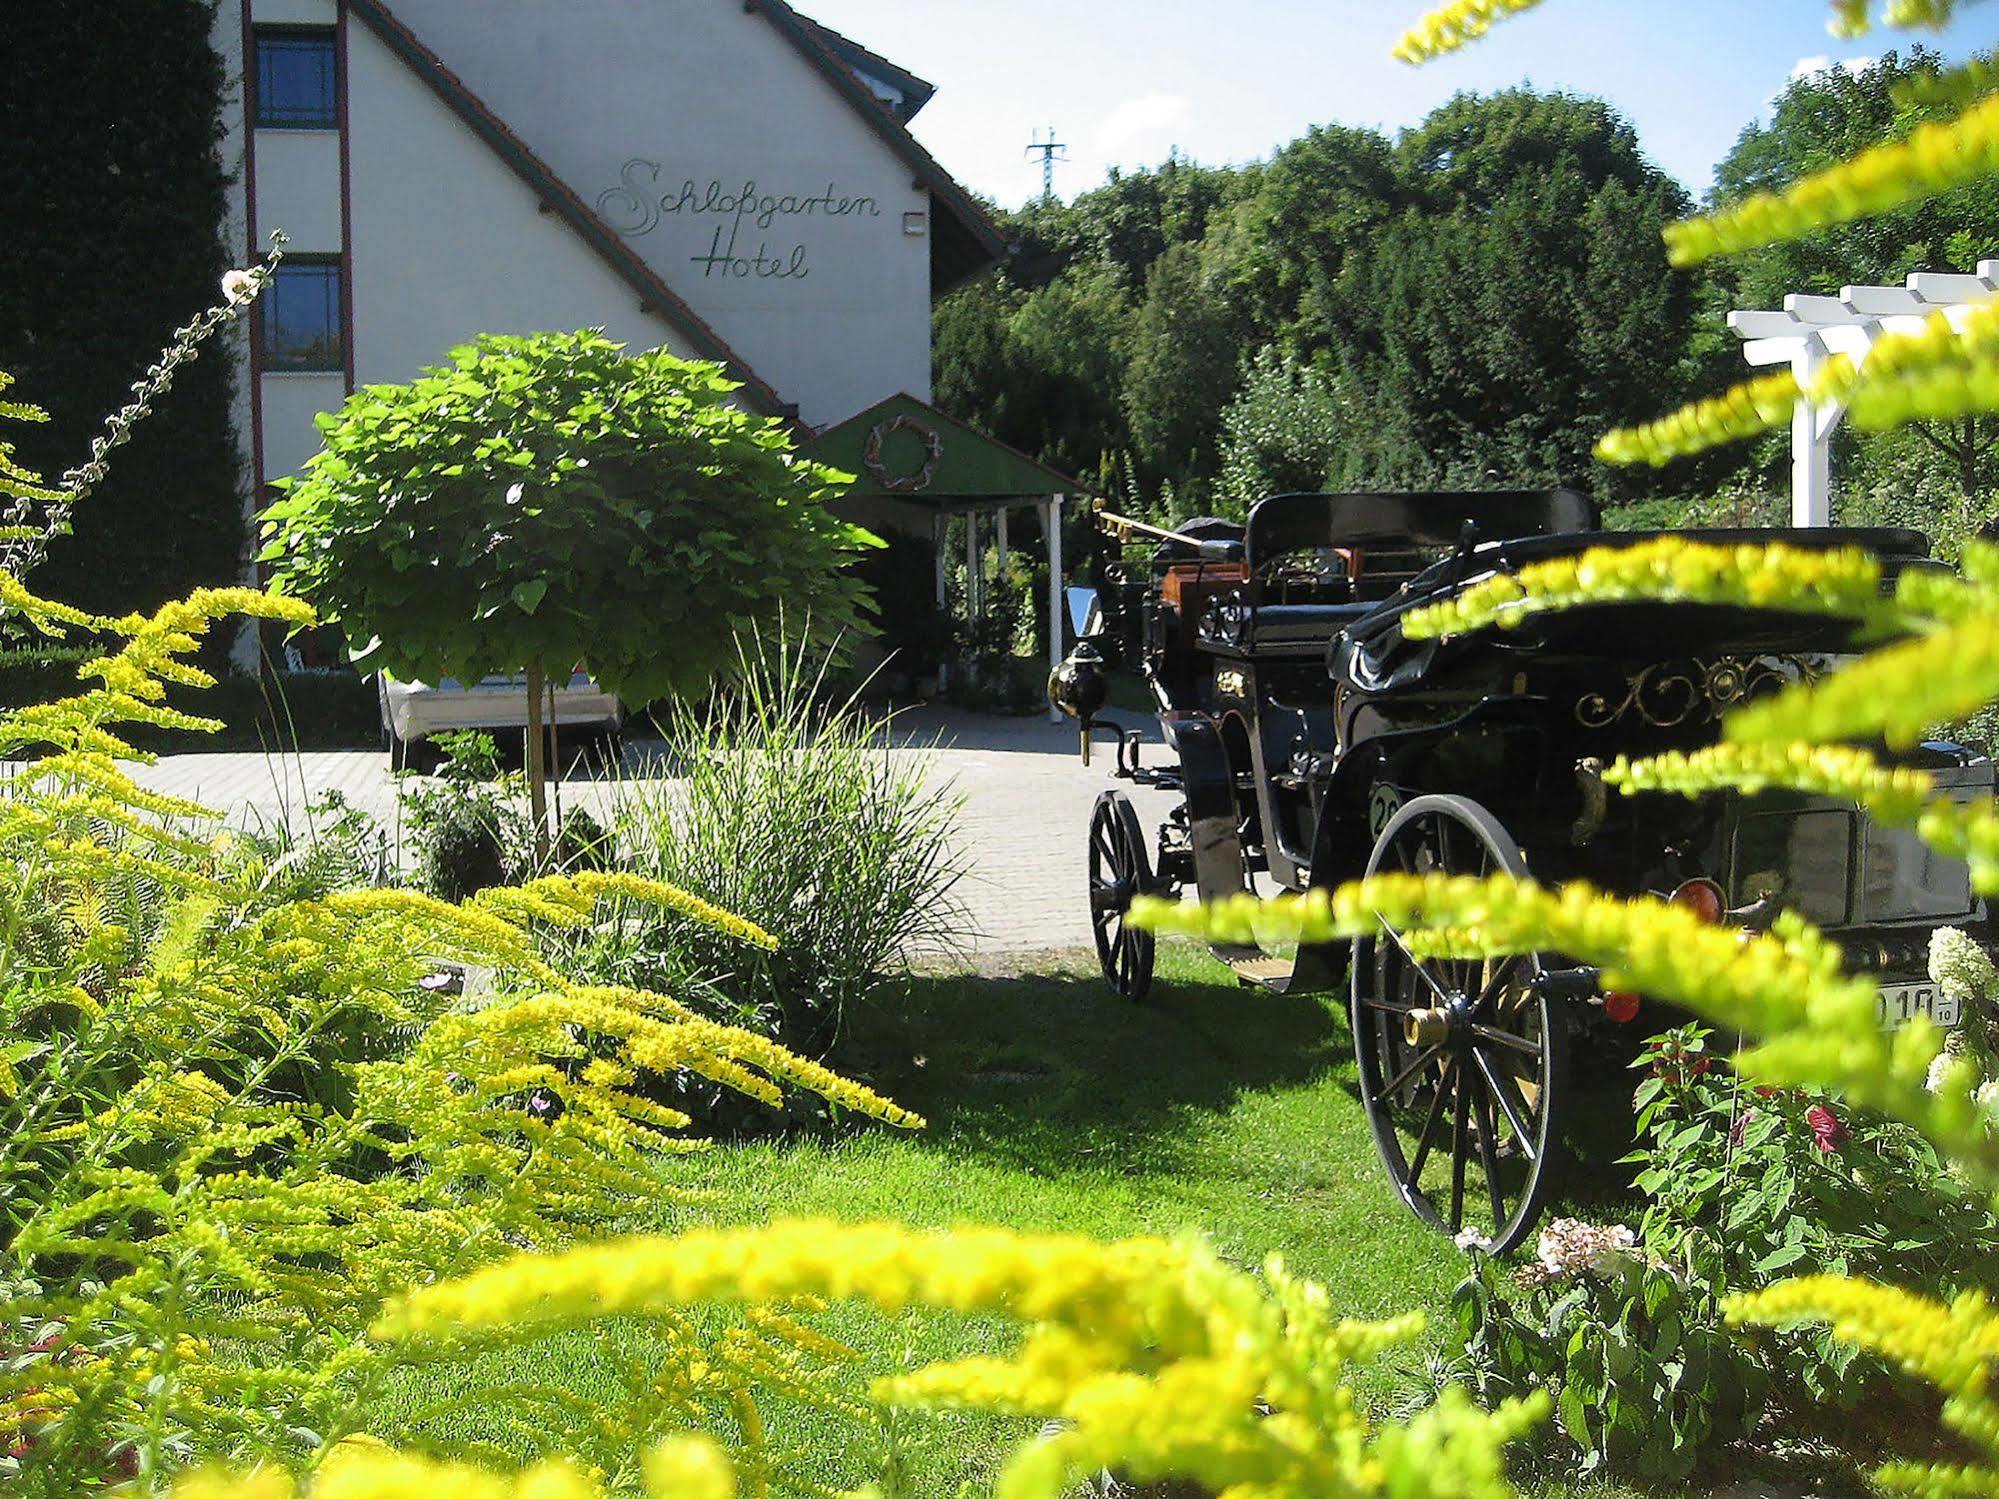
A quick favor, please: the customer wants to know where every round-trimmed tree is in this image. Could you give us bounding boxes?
[260,330,874,854]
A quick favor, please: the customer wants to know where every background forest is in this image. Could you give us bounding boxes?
[935,49,1999,541]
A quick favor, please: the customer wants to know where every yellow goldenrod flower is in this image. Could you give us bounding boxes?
[1595,370,1804,467]
[1401,537,1889,641]
[374,1220,1543,1499]
[1665,75,1999,265]
[1725,608,1999,751]
[1392,0,1549,63]
[1132,874,1999,1189]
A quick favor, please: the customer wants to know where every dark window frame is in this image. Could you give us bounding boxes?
[259,255,346,375]
[253,25,339,130]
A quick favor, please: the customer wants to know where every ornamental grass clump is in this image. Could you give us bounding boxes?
[597,634,967,1059]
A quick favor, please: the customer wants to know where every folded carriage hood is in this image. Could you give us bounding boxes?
[1332,526,1934,696]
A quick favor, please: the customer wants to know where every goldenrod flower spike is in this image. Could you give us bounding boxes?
[1131,873,1999,1188]
[375,1219,1543,1499]
[1724,608,1999,752]
[1726,1278,1999,1486]
[170,1438,736,1499]
[1392,0,1550,63]
[1401,537,1890,641]
[1608,741,1999,895]
[1665,88,1999,266]
[1595,369,1806,466]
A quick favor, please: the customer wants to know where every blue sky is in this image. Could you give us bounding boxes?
[799,0,1996,208]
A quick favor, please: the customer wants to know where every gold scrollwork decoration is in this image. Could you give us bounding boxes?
[1576,654,1825,730]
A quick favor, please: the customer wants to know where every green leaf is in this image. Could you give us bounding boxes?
[511,580,549,615]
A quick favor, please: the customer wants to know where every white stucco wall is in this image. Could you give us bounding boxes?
[254,130,344,254]
[260,373,349,481]
[343,18,701,395]
[253,0,335,25]
[386,0,935,427]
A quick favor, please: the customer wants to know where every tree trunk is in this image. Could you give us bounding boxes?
[524,656,550,871]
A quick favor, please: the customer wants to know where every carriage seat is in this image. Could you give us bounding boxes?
[1242,601,1373,654]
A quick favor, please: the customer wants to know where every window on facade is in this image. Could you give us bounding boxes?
[255,28,337,129]
[261,259,344,373]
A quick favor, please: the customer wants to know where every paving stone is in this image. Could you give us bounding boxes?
[125,707,1181,955]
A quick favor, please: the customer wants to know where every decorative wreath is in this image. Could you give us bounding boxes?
[862,413,944,493]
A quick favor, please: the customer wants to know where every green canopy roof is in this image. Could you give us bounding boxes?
[805,394,1080,503]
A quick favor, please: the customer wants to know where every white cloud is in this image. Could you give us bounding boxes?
[1789,53,1877,84]
[1096,92,1191,161]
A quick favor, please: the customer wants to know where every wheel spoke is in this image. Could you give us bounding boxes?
[1383,1041,1446,1099]
[1471,1023,1542,1060]
[1092,825,1118,868]
[1359,994,1418,1014]
[1407,1058,1454,1188]
[1475,954,1525,1013]
[1377,918,1456,1007]
[1471,1045,1539,1162]
[1474,1083,1508,1229]
[1449,1080,1471,1233]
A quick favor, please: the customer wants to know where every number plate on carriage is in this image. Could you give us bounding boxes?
[1877,981,1960,1030]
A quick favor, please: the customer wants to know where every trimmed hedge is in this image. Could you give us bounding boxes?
[0,0,243,621]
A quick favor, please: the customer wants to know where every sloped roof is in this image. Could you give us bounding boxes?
[807,393,1081,501]
[350,0,790,420]
[751,0,1007,294]
[796,15,935,123]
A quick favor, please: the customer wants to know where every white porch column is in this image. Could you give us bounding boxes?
[996,506,1009,574]
[965,511,981,619]
[1045,494,1064,724]
[1792,339,1835,529]
[932,511,946,609]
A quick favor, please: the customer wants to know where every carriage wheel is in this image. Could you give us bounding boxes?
[1089,790,1157,1003]
[1350,794,1568,1255]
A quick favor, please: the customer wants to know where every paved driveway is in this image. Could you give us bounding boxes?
[126,708,1181,955]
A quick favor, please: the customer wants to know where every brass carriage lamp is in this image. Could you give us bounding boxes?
[1048,639,1110,761]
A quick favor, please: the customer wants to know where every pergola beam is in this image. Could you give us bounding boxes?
[1732,265,1998,528]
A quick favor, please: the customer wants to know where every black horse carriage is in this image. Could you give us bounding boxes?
[1048,489,1994,1252]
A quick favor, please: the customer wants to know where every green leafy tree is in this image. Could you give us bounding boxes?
[1122,243,1243,498]
[1226,124,1404,353]
[934,260,1132,486]
[1324,91,1701,497]
[261,330,874,855]
[1213,348,1354,516]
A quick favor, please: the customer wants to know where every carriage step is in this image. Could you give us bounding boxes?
[1217,946,1296,988]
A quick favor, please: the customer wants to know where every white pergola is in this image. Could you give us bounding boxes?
[1730,260,1999,527]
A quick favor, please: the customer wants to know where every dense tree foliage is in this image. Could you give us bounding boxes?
[0,0,241,618]
[933,88,1712,519]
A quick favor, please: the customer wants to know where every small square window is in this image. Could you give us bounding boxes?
[255,28,338,129]
[261,259,344,373]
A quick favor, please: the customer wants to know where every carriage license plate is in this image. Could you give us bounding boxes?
[1877,981,1960,1030]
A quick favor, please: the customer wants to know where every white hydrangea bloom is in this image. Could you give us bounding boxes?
[1535,1217,1637,1279]
[1927,1030,1971,1095]
[1977,1077,1999,1120]
[1930,926,1998,1007]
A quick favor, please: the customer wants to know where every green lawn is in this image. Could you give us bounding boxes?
[373,942,1627,1493]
